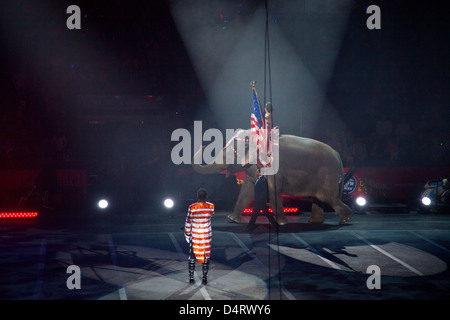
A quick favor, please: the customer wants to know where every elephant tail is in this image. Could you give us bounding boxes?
[339,162,357,199]
[337,152,347,199]
[336,153,343,199]
[343,166,356,184]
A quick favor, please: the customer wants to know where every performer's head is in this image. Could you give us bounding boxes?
[265,102,272,114]
[197,188,207,202]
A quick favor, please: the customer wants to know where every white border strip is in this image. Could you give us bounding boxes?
[409,231,450,253]
[350,231,424,276]
[290,234,343,271]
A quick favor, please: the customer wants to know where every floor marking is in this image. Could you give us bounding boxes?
[290,234,343,271]
[168,232,211,300]
[409,231,450,254]
[350,231,424,276]
[228,232,296,300]
[107,235,128,300]
[289,233,379,300]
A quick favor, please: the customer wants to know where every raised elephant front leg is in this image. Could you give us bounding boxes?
[227,177,255,223]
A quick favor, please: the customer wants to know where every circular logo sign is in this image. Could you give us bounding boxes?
[343,176,358,195]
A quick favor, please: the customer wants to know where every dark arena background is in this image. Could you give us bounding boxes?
[0,0,449,310]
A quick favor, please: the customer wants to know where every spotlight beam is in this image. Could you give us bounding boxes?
[171,0,353,136]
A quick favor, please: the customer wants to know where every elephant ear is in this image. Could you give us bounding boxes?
[223,128,253,168]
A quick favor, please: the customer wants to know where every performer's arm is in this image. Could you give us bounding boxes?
[184,208,192,243]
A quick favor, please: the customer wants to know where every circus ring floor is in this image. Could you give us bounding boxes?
[1,208,449,303]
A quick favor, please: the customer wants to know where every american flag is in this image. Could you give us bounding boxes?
[250,86,265,150]
[251,85,279,168]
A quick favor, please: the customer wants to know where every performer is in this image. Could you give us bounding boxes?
[246,166,278,231]
[262,102,273,165]
[264,102,273,132]
[185,188,214,285]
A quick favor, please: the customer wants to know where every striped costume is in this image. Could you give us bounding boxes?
[185,201,214,264]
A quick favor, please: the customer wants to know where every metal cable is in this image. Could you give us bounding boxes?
[263,0,282,300]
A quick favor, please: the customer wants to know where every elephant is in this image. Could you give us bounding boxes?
[192,129,353,225]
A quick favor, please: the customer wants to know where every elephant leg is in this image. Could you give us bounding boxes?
[329,198,353,224]
[227,178,255,223]
[273,194,288,226]
[308,202,325,224]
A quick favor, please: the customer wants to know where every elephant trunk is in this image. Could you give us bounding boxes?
[192,147,228,175]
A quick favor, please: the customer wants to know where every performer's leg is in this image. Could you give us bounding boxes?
[188,260,195,284]
[265,209,278,228]
[246,209,260,230]
[188,247,195,284]
[202,261,209,285]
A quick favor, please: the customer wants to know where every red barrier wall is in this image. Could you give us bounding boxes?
[352,167,450,204]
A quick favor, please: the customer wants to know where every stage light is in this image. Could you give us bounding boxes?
[421,196,431,206]
[356,196,367,206]
[98,199,109,209]
[164,198,174,209]
[243,207,299,214]
[0,212,38,219]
